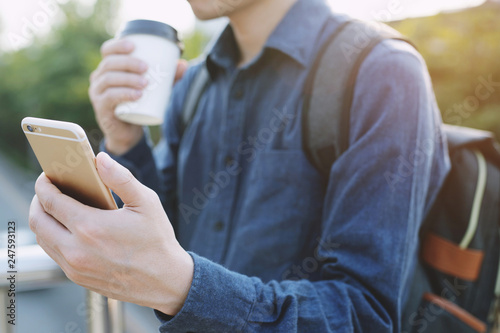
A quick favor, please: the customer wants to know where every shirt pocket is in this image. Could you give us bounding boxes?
[229,150,324,279]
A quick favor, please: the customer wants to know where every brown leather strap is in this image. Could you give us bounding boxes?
[423,293,486,333]
[422,233,484,281]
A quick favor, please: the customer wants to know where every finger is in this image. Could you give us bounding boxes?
[29,194,71,252]
[34,173,92,232]
[96,152,151,206]
[101,38,134,57]
[174,59,189,83]
[97,87,143,111]
[92,71,148,94]
[92,55,148,83]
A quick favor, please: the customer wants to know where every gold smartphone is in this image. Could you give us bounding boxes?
[21,117,117,210]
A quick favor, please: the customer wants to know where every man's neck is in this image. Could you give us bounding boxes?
[228,0,298,68]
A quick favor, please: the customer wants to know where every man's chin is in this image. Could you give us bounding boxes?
[192,12,222,21]
[187,0,234,20]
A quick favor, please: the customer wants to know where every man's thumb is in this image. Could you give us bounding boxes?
[96,152,144,206]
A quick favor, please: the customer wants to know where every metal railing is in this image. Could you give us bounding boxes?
[0,244,124,333]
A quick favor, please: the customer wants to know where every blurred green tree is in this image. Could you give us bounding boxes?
[390,1,500,138]
[0,0,209,168]
[0,0,119,166]
[1,1,498,169]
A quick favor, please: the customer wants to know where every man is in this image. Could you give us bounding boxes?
[29,0,450,331]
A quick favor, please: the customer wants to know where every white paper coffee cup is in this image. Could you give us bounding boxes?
[114,20,182,126]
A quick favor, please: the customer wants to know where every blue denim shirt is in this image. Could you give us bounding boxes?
[109,0,450,331]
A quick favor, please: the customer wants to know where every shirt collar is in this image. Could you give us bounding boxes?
[206,24,239,75]
[206,0,336,77]
[264,0,335,67]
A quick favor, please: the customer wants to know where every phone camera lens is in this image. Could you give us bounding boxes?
[27,125,34,132]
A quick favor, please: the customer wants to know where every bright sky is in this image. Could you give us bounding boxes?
[0,0,487,52]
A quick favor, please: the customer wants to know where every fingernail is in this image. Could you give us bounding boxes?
[123,40,134,50]
[100,152,113,169]
[133,90,143,99]
[140,77,148,87]
[139,62,148,72]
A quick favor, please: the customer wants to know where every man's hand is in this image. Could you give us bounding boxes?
[89,38,188,156]
[29,152,193,315]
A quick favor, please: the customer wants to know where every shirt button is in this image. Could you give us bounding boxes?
[234,88,244,99]
[213,221,225,232]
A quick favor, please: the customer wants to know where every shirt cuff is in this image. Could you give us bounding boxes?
[155,252,257,332]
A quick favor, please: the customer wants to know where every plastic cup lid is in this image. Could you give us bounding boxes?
[120,20,183,51]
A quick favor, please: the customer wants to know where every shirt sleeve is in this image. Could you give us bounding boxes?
[154,40,450,332]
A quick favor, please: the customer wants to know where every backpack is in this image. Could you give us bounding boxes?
[180,19,500,333]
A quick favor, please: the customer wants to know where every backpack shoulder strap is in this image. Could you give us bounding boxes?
[180,62,210,136]
[303,20,413,176]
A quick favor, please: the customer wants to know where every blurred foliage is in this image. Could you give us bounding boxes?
[390,1,500,138]
[1,0,499,169]
[0,0,118,166]
[182,29,210,61]
[0,0,209,169]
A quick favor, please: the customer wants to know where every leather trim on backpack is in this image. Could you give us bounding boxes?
[422,233,485,281]
[423,293,487,333]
